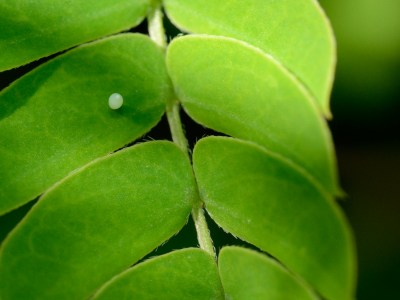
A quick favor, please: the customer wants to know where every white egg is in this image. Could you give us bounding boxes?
[108,93,123,109]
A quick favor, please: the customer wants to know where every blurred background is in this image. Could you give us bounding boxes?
[0,0,399,299]
[319,0,400,298]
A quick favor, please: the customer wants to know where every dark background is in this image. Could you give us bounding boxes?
[1,1,399,299]
[319,1,400,298]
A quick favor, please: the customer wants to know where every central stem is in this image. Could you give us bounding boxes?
[166,100,216,258]
[147,4,216,259]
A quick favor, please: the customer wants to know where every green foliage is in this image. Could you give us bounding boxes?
[0,1,356,300]
[164,0,335,116]
[193,137,355,300]
[0,0,150,72]
[167,35,339,195]
[0,34,170,215]
[0,142,195,299]
[92,249,224,300]
[219,247,318,300]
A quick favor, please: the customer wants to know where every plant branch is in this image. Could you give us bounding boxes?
[191,200,216,258]
[166,99,216,259]
[147,6,216,259]
[166,100,189,158]
[147,1,167,50]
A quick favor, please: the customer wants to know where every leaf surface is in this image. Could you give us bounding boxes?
[167,35,339,195]
[164,0,335,115]
[93,248,224,300]
[219,247,318,300]
[0,33,170,215]
[193,137,356,300]
[0,0,150,71]
[0,141,195,300]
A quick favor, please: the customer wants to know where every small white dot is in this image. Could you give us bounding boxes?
[109,93,123,109]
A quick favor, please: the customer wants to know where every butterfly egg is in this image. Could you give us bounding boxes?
[108,93,123,109]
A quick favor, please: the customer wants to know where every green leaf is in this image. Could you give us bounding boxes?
[0,0,150,71]
[193,137,356,300]
[0,33,170,215]
[219,247,318,300]
[92,248,224,300]
[0,141,196,300]
[167,35,340,196]
[163,0,335,116]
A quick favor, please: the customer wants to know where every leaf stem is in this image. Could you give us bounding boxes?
[147,1,167,50]
[191,200,216,258]
[147,6,216,259]
[166,99,216,258]
[166,100,189,158]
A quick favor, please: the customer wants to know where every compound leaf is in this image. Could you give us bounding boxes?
[0,0,150,71]
[0,141,196,300]
[219,247,318,300]
[167,35,340,196]
[193,137,356,300]
[0,33,170,215]
[92,248,224,300]
[164,0,335,115]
